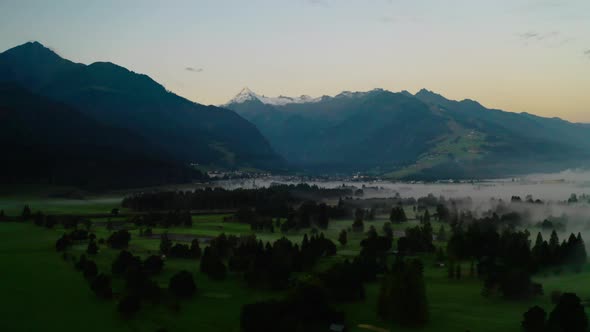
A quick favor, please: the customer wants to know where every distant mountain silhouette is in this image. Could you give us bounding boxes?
[0,42,283,172]
[226,88,590,179]
[0,83,201,188]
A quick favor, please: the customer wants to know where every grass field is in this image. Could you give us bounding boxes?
[1,196,589,332]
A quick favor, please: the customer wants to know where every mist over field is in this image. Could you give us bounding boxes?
[219,169,590,201]
[214,169,590,235]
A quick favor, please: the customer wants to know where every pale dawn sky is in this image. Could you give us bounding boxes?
[1,0,589,122]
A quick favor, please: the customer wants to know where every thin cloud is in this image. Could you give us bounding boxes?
[584,50,590,58]
[518,30,569,47]
[185,67,203,73]
[519,30,560,41]
[520,31,541,40]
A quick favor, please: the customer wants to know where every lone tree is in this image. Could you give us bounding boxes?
[522,306,546,332]
[169,270,197,298]
[143,255,164,275]
[107,230,131,249]
[338,230,348,246]
[548,293,588,332]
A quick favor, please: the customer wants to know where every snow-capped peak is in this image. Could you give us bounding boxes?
[228,87,260,104]
[225,88,321,106]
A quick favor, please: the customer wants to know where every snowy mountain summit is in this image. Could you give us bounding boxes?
[225,87,321,106]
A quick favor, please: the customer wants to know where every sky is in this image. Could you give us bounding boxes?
[1,0,589,122]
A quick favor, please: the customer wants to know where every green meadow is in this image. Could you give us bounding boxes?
[1,196,589,332]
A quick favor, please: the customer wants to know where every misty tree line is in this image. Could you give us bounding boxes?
[121,184,352,213]
[445,215,587,299]
[234,200,348,233]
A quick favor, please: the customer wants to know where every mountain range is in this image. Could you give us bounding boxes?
[0,42,284,186]
[2,41,589,185]
[225,87,590,179]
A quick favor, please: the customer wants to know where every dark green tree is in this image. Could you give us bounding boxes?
[522,306,546,332]
[548,293,588,332]
[168,270,197,298]
[338,230,348,246]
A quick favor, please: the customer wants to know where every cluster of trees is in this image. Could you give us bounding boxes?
[109,250,196,314]
[277,202,342,231]
[159,234,202,259]
[107,230,131,249]
[32,211,89,229]
[360,226,392,259]
[121,184,351,216]
[446,219,546,299]
[522,293,588,332]
[55,229,90,251]
[397,222,434,254]
[201,245,228,280]
[56,225,200,317]
[532,231,587,269]
[228,234,337,289]
[69,254,114,301]
[510,195,544,204]
[378,258,428,327]
[537,218,567,232]
[389,206,408,223]
[111,250,164,303]
[231,200,349,233]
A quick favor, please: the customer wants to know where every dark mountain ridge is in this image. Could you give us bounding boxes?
[0,42,284,171]
[0,83,200,188]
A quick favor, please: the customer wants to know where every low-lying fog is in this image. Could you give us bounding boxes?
[218,169,590,203]
[215,169,590,236]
